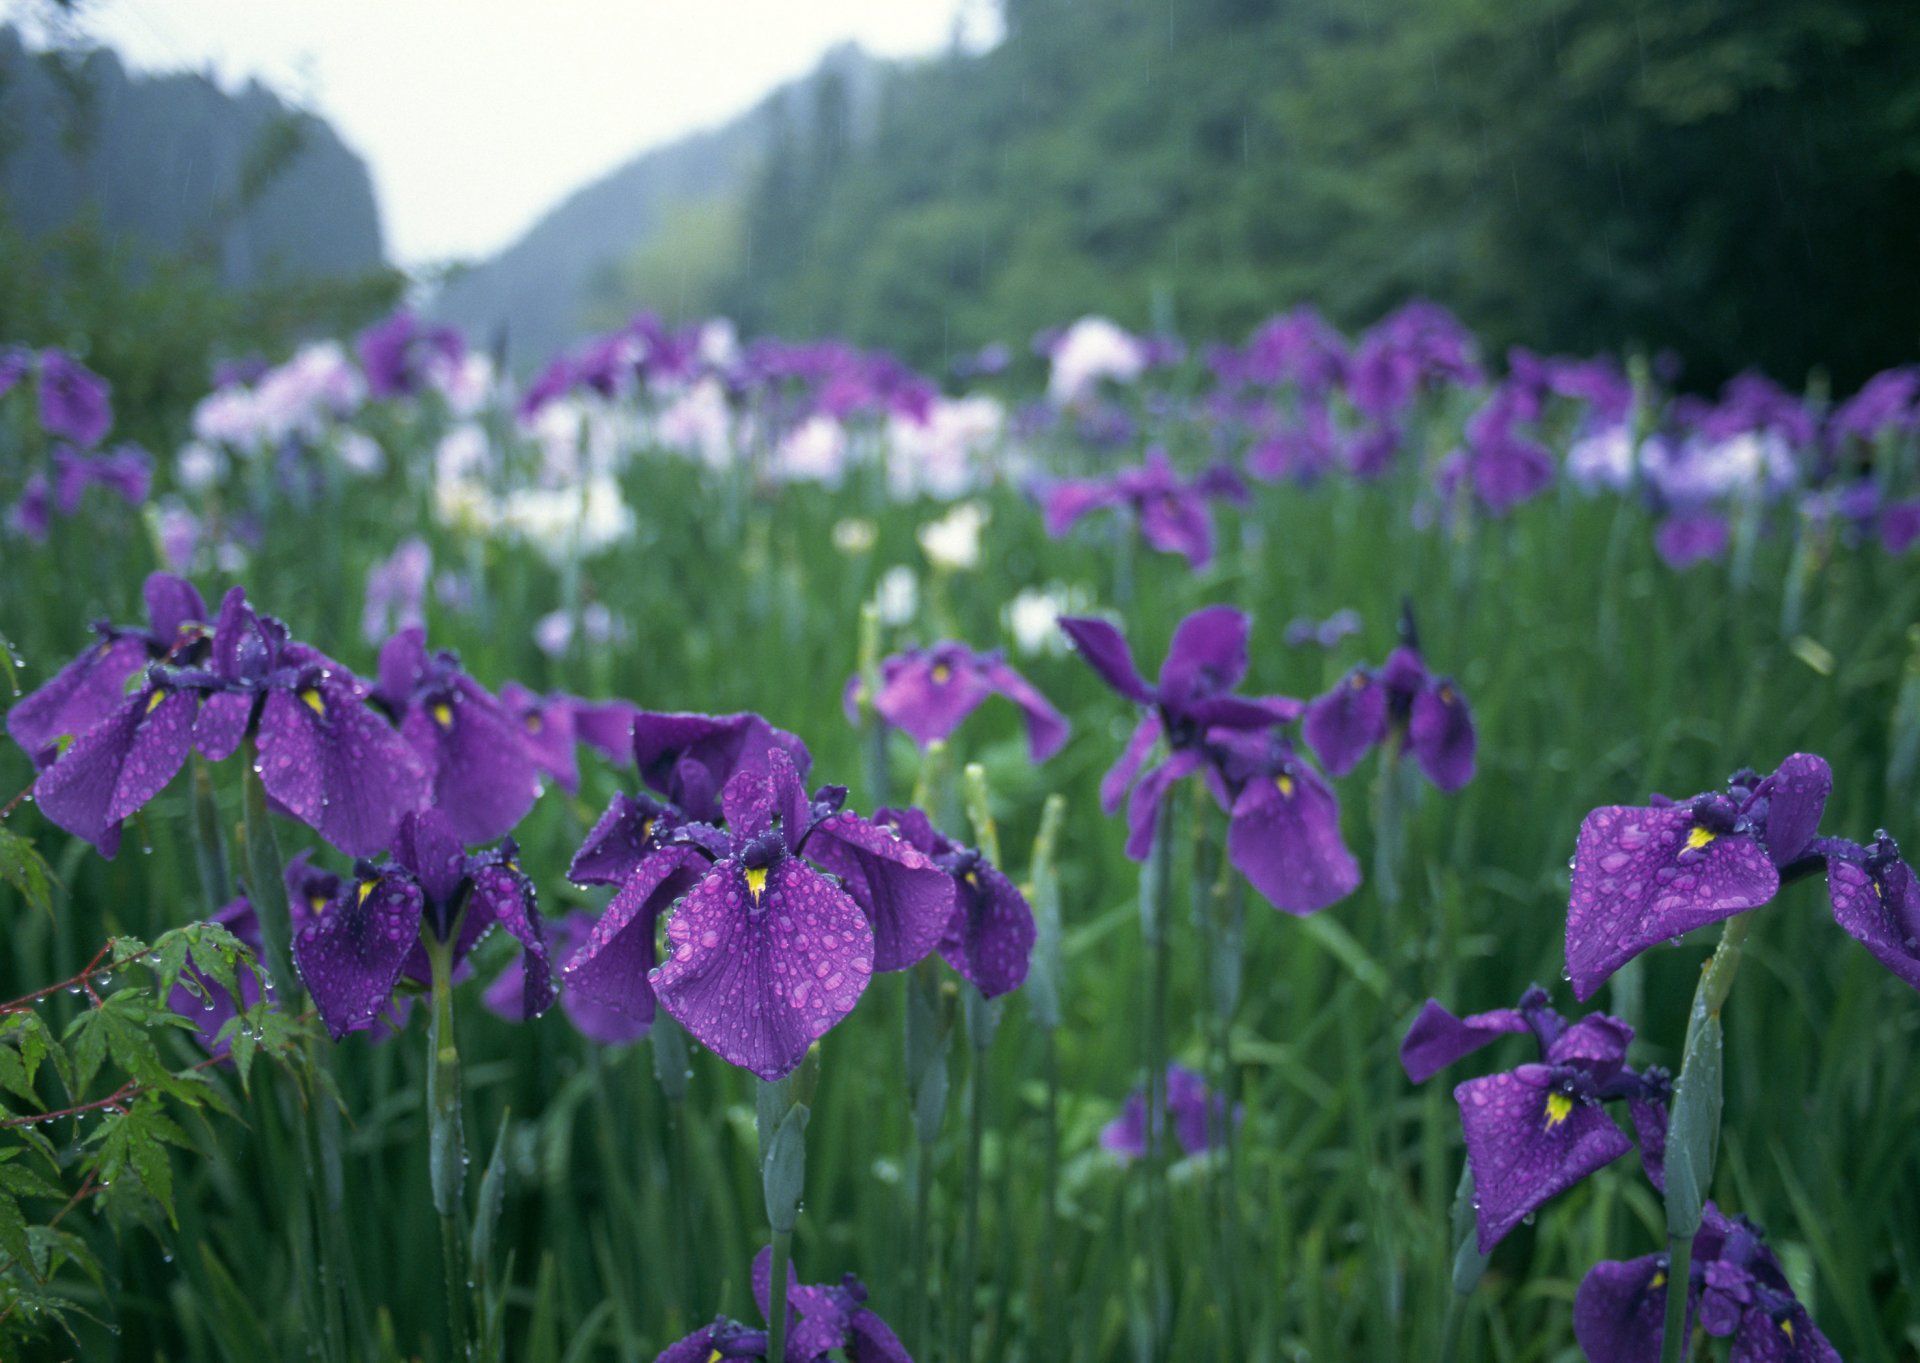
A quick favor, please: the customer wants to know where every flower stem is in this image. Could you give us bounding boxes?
[758,1060,816,1363]
[188,754,230,912]
[653,1015,698,1319]
[1140,791,1177,1351]
[427,936,471,1361]
[238,738,292,996]
[953,989,997,1363]
[1190,798,1243,1351]
[1439,1164,1488,1363]
[903,960,951,1357]
[1658,912,1754,1363]
[768,1227,793,1359]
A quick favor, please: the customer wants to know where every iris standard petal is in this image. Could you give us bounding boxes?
[34,686,196,857]
[6,634,151,763]
[1759,753,1830,867]
[1225,762,1361,915]
[1156,604,1250,706]
[399,678,542,844]
[562,844,708,1030]
[1399,1001,1530,1083]
[1408,680,1476,792]
[937,857,1035,997]
[1572,1255,1669,1363]
[1057,616,1154,703]
[257,684,430,858]
[293,873,425,1041]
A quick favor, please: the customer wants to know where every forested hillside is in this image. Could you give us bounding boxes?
[706,0,1920,387]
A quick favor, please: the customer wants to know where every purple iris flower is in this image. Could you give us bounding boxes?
[1880,500,1920,555]
[8,474,49,540]
[1402,986,1671,1252]
[8,572,208,770]
[0,345,29,397]
[1283,608,1363,650]
[292,809,554,1041]
[53,443,152,514]
[843,642,1069,762]
[1574,1204,1839,1363]
[1040,448,1249,570]
[657,1246,911,1362]
[1247,397,1341,484]
[1302,643,1476,792]
[1821,831,1920,992]
[1654,511,1731,569]
[1346,301,1481,421]
[872,807,1035,998]
[568,743,950,1080]
[484,909,647,1045]
[36,349,112,447]
[629,709,813,826]
[571,698,641,766]
[1829,366,1919,447]
[356,310,465,400]
[373,627,542,844]
[1436,386,1556,516]
[1099,1064,1241,1161]
[166,895,265,1058]
[360,537,432,645]
[499,683,581,794]
[1565,754,1831,1000]
[1061,607,1359,913]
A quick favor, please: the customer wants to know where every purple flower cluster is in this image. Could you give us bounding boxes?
[1061,606,1360,914]
[562,711,1034,1079]
[1039,447,1249,569]
[844,641,1068,762]
[1402,987,1669,1252]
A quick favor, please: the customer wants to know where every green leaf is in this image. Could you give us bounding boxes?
[88,1099,179,1226]
[0,1190,33,1274]
[0,826,56,921]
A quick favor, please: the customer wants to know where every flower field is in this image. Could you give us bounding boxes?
[1,305,1916,1362]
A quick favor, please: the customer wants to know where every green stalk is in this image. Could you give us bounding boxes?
[427,934,471,1361]
[239,739,293,995]
[903,959,953,1356]
[1658,913,1754,1363]
[1140,791,1177,1352]
[758,1056,816,1363]
[653,1015,698,1319]
[1025,793,1068,1363]
[953,991,997,1363]
[188,754,231,911]
[1438,1164,1489,1363]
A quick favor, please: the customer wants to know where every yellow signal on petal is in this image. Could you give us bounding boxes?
[300,687,326,717]
[932,663,952,684]
[1544,1092,1574,1128]
[1275,774,1295,798]
[432,702,454,728]
[146,689,167,714]
[1781,1320,1794,1341]
[1649,1269,1666,1289]
[308,894,329,915]
[1685,827,1716,851]
[745,866,768,902]
[356,880,375,906]
[525,713,543,734]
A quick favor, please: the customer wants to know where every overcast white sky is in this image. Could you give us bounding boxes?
[9,0,999,267]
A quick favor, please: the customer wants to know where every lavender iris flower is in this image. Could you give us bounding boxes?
[1565,754,1831,1000]
[1654,511,1732,569]
[1041,448,1249,569]
[1302,642,1476,792]
[1282,608,1363,650]
[872,807,1035,998]
[292,809,554,1041]
[36,349,112,447]
[166,895,264,1058]
[1436,385,1555,516]
[483,909,647,1045]
[374,626,542,843]
[1099,1063,1241,1161]
[53,443,151,513]
[657,1246,911,1362]
[1574,1204,1839,1363]
[356,310,464,400]
[360,537,432,645]
[8,474,50,540]
[1402,986,1671,1252]
[843,642,1069,762]
[1060,607,1359,912]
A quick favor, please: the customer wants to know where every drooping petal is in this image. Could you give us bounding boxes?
[1100,713,1163,815]
[805,810,956,972]
[1628,1094,1669,1194]
[1156,604,1250,706]
[1125,749,1204,861]
[33,686,196,857]
[1758,753,1830,867]
[1057,616,1153,703]
[292,873,425,1041]
[1399,1000,1529,1083]
[937,857,1035,997]
[501,683,580,794]
[652,856,875,1081]
[6,633,151,764]
[1040,480,1122,537]
[572,699,639,764]
[1826,846,1920,991]
[1137,486,1216,567]
[562,845,708,1032]
[977,656,1071,761]
[1408,680,1476,792]
[256,683,430,857]
[1302,670,1388,777]
[192,690,255,761]
[399,678,542,844]
[468,860,555,1018]
[1225,761,1361,915]
[1565,804,1779,1001]
[1457,1066,1633,1251]
[1572,1255,1669,1363]
[846,1309,914,1363]
[569,790,672,887]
